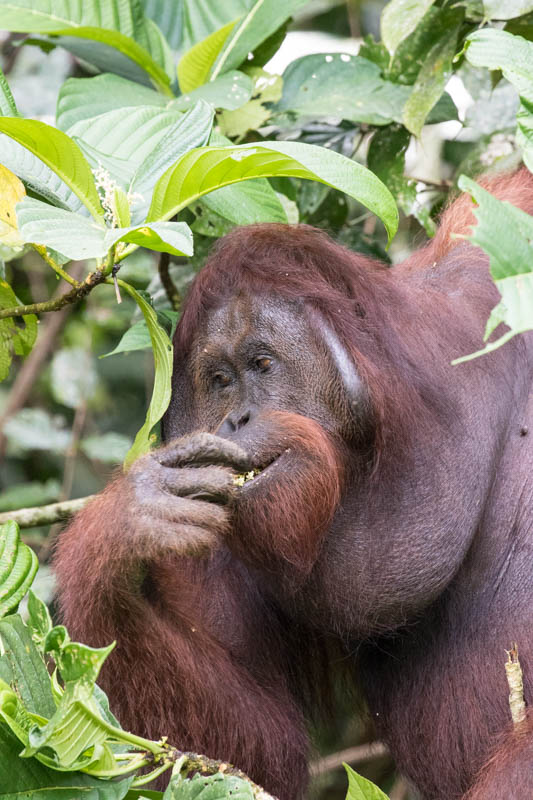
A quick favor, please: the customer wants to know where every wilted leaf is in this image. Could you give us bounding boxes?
[0,164,25,251]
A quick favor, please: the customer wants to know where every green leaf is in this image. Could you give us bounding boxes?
[80,433,132,464]
[0,117,104,220]
[0,135,87,214]
[464,28,533,170]
[16,199,109,260]
[172,70,253,112]
[148,141,398,243]
[200,177,288,225]
[0,723,133,799]
[0,612,55,716]
[107,221,194,257]
[344,763,389,800]
[402,8,464,137]
[210,0,309,80]
[50,348,98,409]
[367,124,435,235]
[179,0,254,51]
[388,6,457,85]
[277,53,412,126]
[453,175,533,362]
[3,408,71,453]
[129,101,214,220]
[119,282,173,468]
[0,279,37,383]
[178,19,238,92]
[0,479,60,512]
[27,590,53,647]
[484,1,533,19]
[0,65,18,116]
[0,0,172,93]
[163,773,254,800]
[57,74,167,132]
[0,521,37,618]
[381,0,436,57]
[17,198,194,260]
[219,67,282,138]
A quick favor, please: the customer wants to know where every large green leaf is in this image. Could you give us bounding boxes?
[129,101,214,220]
[210,0,309,80]
[0,724,133,800]
[0,0,172,93]
[0,117,104,220]
[344,763,389,800]
[0,65,18,117]
[178,19,238,92]
[148,141,398,242]
[119,282,173,468]
[453,175,533,362]
[57,74,167,132]
[0,280,37,382]
[163,773,254,800]
[277,54,412,126]
[179,0,254,51]
[380,0,436,57]
[402,7,464,137]
[0,522,38,619]
[464,28,533,171]
[0,613,55,715]
[17,198,194,260]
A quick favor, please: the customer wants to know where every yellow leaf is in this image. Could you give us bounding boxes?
[0,164,25,249]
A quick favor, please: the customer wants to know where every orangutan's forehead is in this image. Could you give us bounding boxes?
[203,294,304,343]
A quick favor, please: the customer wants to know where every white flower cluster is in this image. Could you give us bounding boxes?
[480,133,516,167]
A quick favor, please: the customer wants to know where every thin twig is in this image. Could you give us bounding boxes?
[158,252,181,310]
[32,245,80,287]
[310,741,389,776]
[0,495,96,528]
[0,268,107,319]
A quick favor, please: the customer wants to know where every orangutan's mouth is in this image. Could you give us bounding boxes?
[233,451,286,488]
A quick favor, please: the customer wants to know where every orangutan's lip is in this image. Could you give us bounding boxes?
[233,451,286,488]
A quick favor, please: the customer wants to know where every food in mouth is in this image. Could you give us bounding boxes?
[233,468,261,487]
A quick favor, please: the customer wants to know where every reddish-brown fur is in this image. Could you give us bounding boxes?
[55,168,533,799]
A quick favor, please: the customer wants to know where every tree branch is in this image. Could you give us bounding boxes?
[0,268,107,320]
[309,741,389,776]
[158,252,181,310]
[0,496,96,528]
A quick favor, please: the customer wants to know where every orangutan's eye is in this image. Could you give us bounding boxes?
[255,356,273,372]
[212,371,232,388]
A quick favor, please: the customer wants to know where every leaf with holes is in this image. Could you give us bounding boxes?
[453,175,533,362]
